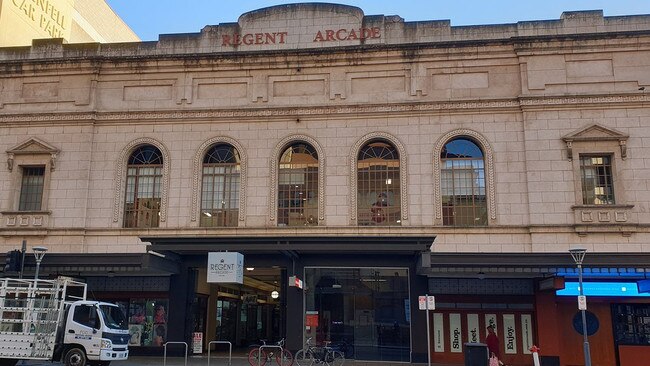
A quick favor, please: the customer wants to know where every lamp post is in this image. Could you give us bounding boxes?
[32,246,48,281]
[569,247,591,366]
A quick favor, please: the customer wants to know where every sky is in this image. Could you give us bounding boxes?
[105,1,650,42]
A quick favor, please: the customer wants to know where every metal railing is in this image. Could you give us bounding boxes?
[163,341,188,366]
[207,340,232,366]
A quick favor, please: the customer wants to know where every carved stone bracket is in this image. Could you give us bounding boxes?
[113,138,171,223]
[191,137,248,223]
[269,134,326,224]
[349,132,409,225]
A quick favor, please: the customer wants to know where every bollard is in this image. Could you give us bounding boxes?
[529,345,541,366]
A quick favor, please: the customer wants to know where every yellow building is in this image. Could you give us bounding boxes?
[0,0,138,46]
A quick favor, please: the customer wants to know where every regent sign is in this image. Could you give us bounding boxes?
[207,252,244,284]
[221,27,381,46]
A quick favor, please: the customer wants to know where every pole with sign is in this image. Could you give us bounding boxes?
[419,294,435,366]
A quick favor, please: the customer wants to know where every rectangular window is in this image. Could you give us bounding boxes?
[19,166,45,211]
[580,155,615,205]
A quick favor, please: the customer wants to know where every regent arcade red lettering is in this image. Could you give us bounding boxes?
[222,32,288,46]
[313,27,380,42]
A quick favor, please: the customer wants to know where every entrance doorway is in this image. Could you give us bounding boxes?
[212,267,285,347]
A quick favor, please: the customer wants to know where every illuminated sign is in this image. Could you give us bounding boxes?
[289,275,303,289]
[556,282,650,297]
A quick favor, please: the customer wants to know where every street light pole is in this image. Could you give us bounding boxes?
[569,247,591,366]
[32,246,48,281]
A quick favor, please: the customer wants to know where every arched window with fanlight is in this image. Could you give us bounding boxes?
[277,142,319,226]
[201,144,241,227]
[123,145,163,228]
[357,140,401,226]
[440,137,487,226]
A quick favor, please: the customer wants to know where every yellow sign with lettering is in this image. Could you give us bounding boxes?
[0,0,73,46]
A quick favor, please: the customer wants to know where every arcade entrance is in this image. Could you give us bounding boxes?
[202,266,286,347]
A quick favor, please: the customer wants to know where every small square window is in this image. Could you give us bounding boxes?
[580,155,614,205]
[18,166,45,211]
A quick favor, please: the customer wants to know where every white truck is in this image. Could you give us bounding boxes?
[0,277,129,366]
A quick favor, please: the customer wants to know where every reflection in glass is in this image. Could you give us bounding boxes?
[278,143,319,226]
[357,141,401,226]
[440,138,487,226]
[201,144,241,227]
[123,145,163,228]
[305,268,410,362]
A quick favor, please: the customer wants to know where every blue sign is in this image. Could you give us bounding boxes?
[557,282,650,297]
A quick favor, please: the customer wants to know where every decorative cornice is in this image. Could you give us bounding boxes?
[1,94,649,124]
[349,132,408,225]
[113,138,171,224]
[562,123,630,161]
[191,137,248,224]
[433,129,497,223]
[269,134,326,225]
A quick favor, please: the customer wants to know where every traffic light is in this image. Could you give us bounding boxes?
[4,250,22,273]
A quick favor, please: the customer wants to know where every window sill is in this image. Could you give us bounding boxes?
[571,204,636,234]
[571,204,634,210]
[1,211,51,228]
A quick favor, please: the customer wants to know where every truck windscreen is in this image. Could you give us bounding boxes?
[99,304,128,330]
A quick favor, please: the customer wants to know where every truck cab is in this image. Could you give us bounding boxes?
[60,301,130,366]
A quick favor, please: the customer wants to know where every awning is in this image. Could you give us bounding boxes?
[418,252,650,278]
[2,253,180,277]
[141,235,435,256]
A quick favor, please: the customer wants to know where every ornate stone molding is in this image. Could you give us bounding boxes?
[6,137,60,171]
[349,132,408,225]
[562,124,629,161]
[433,129,497,223]
[520,93,650,107]
[269,134,326,225]
[191,137,248,224]
[112,138,171,224]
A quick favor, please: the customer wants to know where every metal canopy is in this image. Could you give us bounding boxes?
[418,252,650,278]
[141,235,436,256]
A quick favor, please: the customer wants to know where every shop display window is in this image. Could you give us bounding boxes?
[304,268,410,362]
[613,304,650,345]
[126,299,169,347]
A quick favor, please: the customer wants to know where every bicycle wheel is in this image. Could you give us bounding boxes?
[325,350,344,366]
[294,350,314,366]
[249,348,267,366]
[276,349,294,366]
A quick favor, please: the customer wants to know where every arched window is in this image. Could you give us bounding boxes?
[123,145,163,228]
[278,143,318,226]
[201,144,241,227]
[357,140,401,226]
[440,138,487,226]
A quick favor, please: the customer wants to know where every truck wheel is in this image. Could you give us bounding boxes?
[0,359,18,366]
[64,347,87,366]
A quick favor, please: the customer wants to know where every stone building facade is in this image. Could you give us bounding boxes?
[1,4,650,366]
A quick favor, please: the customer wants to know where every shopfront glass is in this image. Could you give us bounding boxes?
[304,268,410,362]
[127,299,169,347]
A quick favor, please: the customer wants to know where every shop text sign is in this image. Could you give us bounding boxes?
[221,27,381,46]
[207,252,243,284]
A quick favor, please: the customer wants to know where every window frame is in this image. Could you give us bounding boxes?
[433,130,496,226]
[440,137,488,227]
[200,143,241,227]
[579,154,616,205]
[123,145,164,229]
[18,165,46,211]
[277,142,319,227]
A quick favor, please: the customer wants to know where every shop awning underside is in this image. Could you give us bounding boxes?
[3,253,180,277]
[419,252,650,279]
[141,235,435,256]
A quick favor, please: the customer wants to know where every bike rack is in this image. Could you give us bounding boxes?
[208,340,232,366]
[163,341,188,366]
[258,345,285,366]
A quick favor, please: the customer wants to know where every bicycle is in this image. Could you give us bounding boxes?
[248,338,294,366]
[295,337,344,366]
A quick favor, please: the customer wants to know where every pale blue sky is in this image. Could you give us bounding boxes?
[105,1,650,41]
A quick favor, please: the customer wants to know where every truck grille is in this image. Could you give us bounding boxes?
[103,332,129,345]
